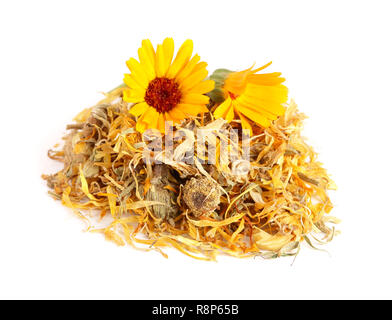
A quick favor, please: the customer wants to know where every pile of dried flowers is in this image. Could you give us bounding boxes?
[43,38,338,260]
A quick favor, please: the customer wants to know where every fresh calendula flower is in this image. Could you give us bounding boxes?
[123,38,215,133]
[212,62,288,135]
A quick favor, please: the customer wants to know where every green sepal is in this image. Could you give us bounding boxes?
[207,68,233,104]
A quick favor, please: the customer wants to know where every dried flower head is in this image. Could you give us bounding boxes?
[183,176,221,216]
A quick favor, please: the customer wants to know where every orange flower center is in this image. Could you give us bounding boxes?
[144,77,182,113]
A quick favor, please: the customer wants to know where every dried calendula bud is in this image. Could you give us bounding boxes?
[146,165,179,220]
[183,177,221,217]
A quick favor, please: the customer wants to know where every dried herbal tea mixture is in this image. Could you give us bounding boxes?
[43,38,338,260]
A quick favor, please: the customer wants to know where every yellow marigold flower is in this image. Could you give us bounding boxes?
[212,62,288,135]
[123,38,215,133]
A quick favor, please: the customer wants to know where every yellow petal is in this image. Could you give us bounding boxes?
[240,94,285,117]
[179,68,208,92]
[236,95,280,119]
[136,110,149,132]
[143,107,160,130]
[251,61,273,73]
[141,106,155,122]
[123,88,145,104]
[181,93,210,105]
[223,62,273,96]
[155,38,175,78]
[138,47,156,81]
[189,61,208,74]
[175,54,200,83]
[164,112,173,122]
[168,107,186,124]
[245,83,288,105]
[177,103,208,116]
[166,39,193,79]
[141,39,155,65]
[258,99,286,116]
[136,121,148,133]
[162,37,174,75]
[155,44,165,78]
[157,113,166,133]
[124,73,147,91]
[214,98,232,119]
[237,112,253,136]
[126,58,149,88]
[188,80,215,94]
[129,102,149,117]
[247,72,286,86]
[225,105,235,122]
[237,105,271,128]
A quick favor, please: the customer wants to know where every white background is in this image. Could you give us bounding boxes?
[1,0,391,299]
